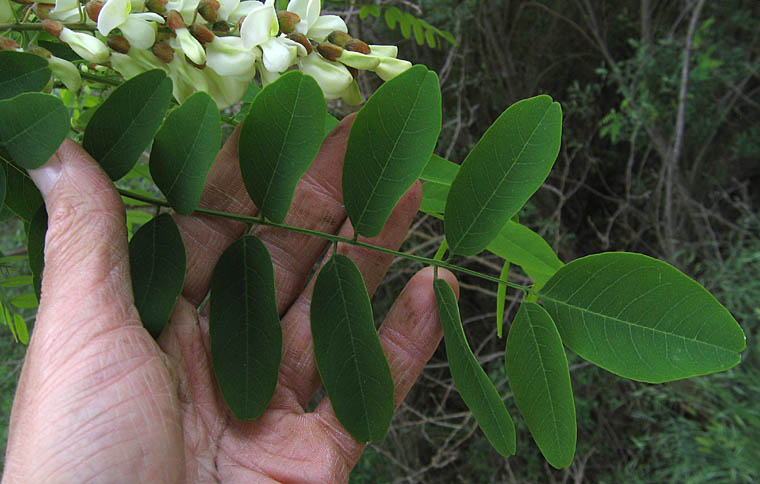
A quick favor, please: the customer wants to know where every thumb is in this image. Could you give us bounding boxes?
[27,139,134,332]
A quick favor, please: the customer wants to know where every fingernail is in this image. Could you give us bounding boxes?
[28,151,63,198]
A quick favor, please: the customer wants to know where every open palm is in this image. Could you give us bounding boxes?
[3,116,457,484]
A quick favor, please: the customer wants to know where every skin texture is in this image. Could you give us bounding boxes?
[2,114,458,484]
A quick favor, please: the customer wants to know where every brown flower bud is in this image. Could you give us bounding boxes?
[152,41,174,63]
[85,1,103,22]
[198,0,220,23]
[189,23,215,44]
[33,3,55,20]
[317,42,343,62]
[166,10,185,31]
[277,11,300,34]
[211,21,229,34]
[345,38,370,55]
[287,32,312,55]
[327,30,352,47]
[42,19,64,39]
[107,34,130,54]
[145,0,167,15]
[28,46,52,58]
[0,37,21,51]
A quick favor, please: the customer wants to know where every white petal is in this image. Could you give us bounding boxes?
[297,52,352,99]
[176,28,206,65]
[120,16,158,49]
[217,0,240,21]
[286,0,308,21]
[338,50,380,70]
[47,7,81,22]
[341,80,362,105]
[260,66,280,86]
[373,57,412,81]
[205,68,249,109]
[130,12,165,23]
[110,51,145,79]
[131,48,169,71]
[307,15,347,42]
[369,45,398,58]
[51,0,78,14]
[165,0,200,24]
[48,55,82,91]
[304,0,320,28]
[240,2,276,48]
[168,54,208,104]
[261,37,296,73]
[206,37,258,77]
[98,0,131,36]
[228,0,260,23]
[59,28,110,64]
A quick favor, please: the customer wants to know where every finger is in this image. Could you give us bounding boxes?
[176,115,355,309]
[27,139,137,341]
[314,267,459,466]
[275,182,422,408]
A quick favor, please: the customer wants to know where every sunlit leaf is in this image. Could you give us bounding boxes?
[434,278,516,456]
[150,92,221,215]
[539,252,747,382]
[14,312,29,345]
[0,51,51,100]
[10,292,38,309]
[311,253,394,443]
[0,93,69,169]
[445,95,562,255]
[239,71,326,223]
[128,214,186,338]
[506,302,576,468]
[487,221,563,288]
[210,235,282,420]
[83,69,172,180]
[343,65,441,237]
[420,154,459,186]
[0,275,33,288]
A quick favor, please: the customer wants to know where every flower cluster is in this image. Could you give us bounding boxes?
[6,0,412,108]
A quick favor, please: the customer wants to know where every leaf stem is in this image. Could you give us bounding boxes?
[118,188,530,292]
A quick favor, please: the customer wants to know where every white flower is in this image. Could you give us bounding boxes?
[218,0,260,23]
[50,0,78,17]
[240,0,298,75]
[206,36,259,78]
[48,7,81,22]
[97,0,130,37]
[120,13,164,49]
[110,47,168,79]
[297,52,352,100]
[205,68,250,109]
[59,28,110,64]
[171,26,206,65]
[286,0,346,42]
[48,55,82,91]
[165,0,199,25]
[1,0,14,22]
[364,45,412,81]
[167,52,209,103]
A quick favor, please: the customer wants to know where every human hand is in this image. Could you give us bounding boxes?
[2,115,458,484]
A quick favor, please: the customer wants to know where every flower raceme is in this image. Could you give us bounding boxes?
[14,0,412,108]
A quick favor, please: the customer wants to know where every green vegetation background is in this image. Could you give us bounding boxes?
[2,0,759,482]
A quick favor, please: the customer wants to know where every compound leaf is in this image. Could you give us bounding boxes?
[506,302,576,468]
[239,71,326,223]
[343,65,441,237]
[0,93,69,169]
[210,235,282,420]
[128,214,186,338]
[434,278,516,456]
[150,92,221,215]
[311,253,394,443]
[538,252,747,382]
[0,51,51,100]
[83,69,172,180]
[445,95,561,255]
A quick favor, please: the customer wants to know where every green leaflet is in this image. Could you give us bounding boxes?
[150,92,221,215]
[487,221,564,288]
[0,163,5,211]
[325,113,339,137]
[0,51,51,101]
[445,95,562,256]
[128,214,186,338]
[27,205,47,300]
[420,181,448,216]
[506,302,576,468]
[496,261,510,338]
[0,93,69,170]
[210,235,282,420]
[538,252,747,383]
[343,65,442,237]
[2,162,42,223]
[83,69,172,180]
[311,254,394,443]
[420,154,459,186]
[433,278,516,456]
[239,71,326,223]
